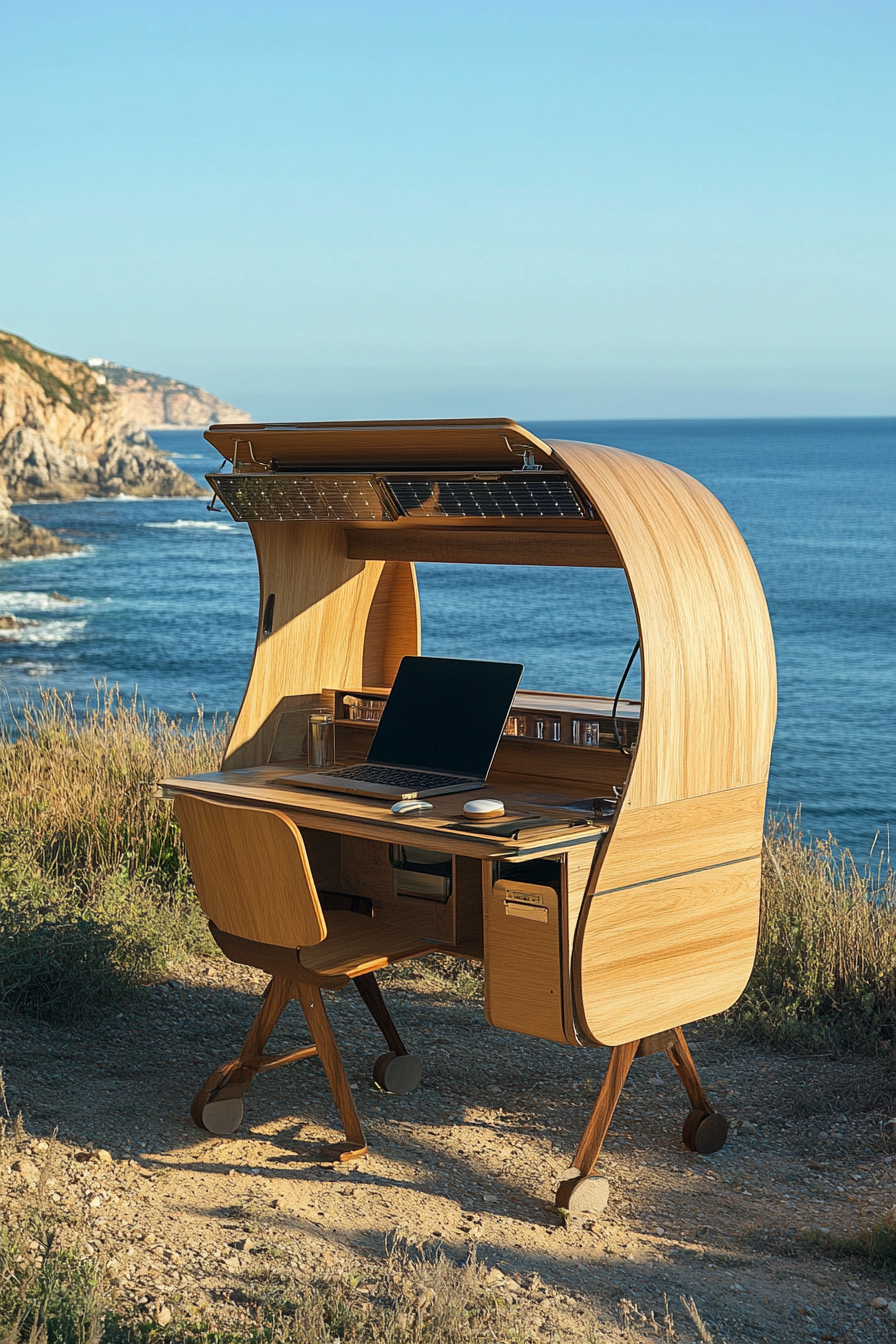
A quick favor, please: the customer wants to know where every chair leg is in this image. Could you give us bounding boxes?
[555,1040,639,1216]
[191,975,294,1134]
[353,972,424,1095]
[296,981,368,1162]
[353,972,407,1053]
[667,1027,729,1154]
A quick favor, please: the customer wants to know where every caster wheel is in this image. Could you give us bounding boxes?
[555,1174,610,1218]
[373,1052,423,1094]
[683,1108,729,1154]
[201,1096,244,1135]
[190,1066,248,1133]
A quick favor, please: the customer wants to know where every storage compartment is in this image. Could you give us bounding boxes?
[389,845,452,902]
[484,857,567,1043]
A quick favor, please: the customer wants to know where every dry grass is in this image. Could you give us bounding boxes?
[0,688,222,1022]
[0,685,225,889]
[724,815,896,1053]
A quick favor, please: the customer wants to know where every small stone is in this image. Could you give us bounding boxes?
[11,1158,39,1184]
[482,1193,497,1203]
[870,1297,888,1308]
[740,1120,758,1134]
[153,1305,172,1326]
[97,1150,113,1164]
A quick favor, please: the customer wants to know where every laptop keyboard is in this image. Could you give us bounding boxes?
[324,764,474,790]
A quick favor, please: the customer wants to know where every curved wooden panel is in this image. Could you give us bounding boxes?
[362,560,421,686]
[549,441,776,807]
[547,441,776,1044]
[175,794,327,948]
[575,855,762,1045]
[223,522,385,769]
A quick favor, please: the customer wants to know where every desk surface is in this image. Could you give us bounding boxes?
[159,764,609,860]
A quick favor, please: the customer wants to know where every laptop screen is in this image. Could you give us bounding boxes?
[368,656,524,778]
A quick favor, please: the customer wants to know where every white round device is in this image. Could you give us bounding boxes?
[462,799,505,820]
[391,799,434,815]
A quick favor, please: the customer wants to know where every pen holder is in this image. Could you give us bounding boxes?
[307,711,335,767]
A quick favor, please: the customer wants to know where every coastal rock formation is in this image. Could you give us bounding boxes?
[0,329,206,502]
[0,471,80,561]
[85,359,251,429]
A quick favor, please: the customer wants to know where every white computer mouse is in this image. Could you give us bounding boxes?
[463,798,505,819]
[391,799,434,815]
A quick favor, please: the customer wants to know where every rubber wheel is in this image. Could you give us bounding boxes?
[190,1066,249,1133]
[683,1108,729,1154]
[201,1096,244,1135]
[555,1175,610,1218]
[373,1052,423,1094]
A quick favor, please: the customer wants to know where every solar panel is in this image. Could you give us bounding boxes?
[209,474,390,522]
[207,471,588,522]
[384,475,587,518]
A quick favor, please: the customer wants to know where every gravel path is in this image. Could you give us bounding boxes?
[2,954,895,1341]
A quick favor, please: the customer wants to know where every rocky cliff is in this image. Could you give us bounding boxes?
[0,472,80,561]
[0,330,206,502]
[85,359,251,429]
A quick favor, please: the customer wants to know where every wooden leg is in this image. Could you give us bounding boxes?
[666,1027,711,1112]
[668,1027,729,1154]
[353,972,407,1054]
[190,976,296,1132]
[555,1040,638,1212]
[296,982,368,1162]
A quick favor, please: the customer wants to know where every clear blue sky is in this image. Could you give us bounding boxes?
[1,0,893,419]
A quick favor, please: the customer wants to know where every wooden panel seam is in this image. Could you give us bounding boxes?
[594,852,761,897]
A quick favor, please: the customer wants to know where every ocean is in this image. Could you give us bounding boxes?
[2,418,893,858]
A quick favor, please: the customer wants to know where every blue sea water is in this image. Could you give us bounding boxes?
[2,418,893,857]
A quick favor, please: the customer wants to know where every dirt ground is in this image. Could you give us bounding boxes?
[2,954,896,1342]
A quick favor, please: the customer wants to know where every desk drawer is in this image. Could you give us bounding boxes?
[484,878,566,1043]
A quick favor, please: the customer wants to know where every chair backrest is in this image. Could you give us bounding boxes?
[174,794,327,949]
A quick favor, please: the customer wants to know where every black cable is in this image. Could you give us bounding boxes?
[611,638,641,756]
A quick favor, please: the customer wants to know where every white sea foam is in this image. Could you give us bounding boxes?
[142,520,235,531]
[0,619,87,645]
[6,547,96,562]
[0,591,88,611]
[0,660,57,679]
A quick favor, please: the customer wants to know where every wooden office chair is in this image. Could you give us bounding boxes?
[174,793,432,1160]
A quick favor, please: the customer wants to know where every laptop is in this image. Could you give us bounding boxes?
[284,655,524,799]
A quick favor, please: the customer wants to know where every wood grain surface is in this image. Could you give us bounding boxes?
[545,440,775,1045]
[549,440,776,807]
[205,417,553,470]
[574,856,762,1045]
[174,794,327,948]
[344,525,621,568]
[222,523,386,770]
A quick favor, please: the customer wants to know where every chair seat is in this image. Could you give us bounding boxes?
[301,910,435,977]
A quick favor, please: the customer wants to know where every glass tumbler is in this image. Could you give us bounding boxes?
[307,711,335,767]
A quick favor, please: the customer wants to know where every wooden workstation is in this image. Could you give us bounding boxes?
[160,417,777,1216]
